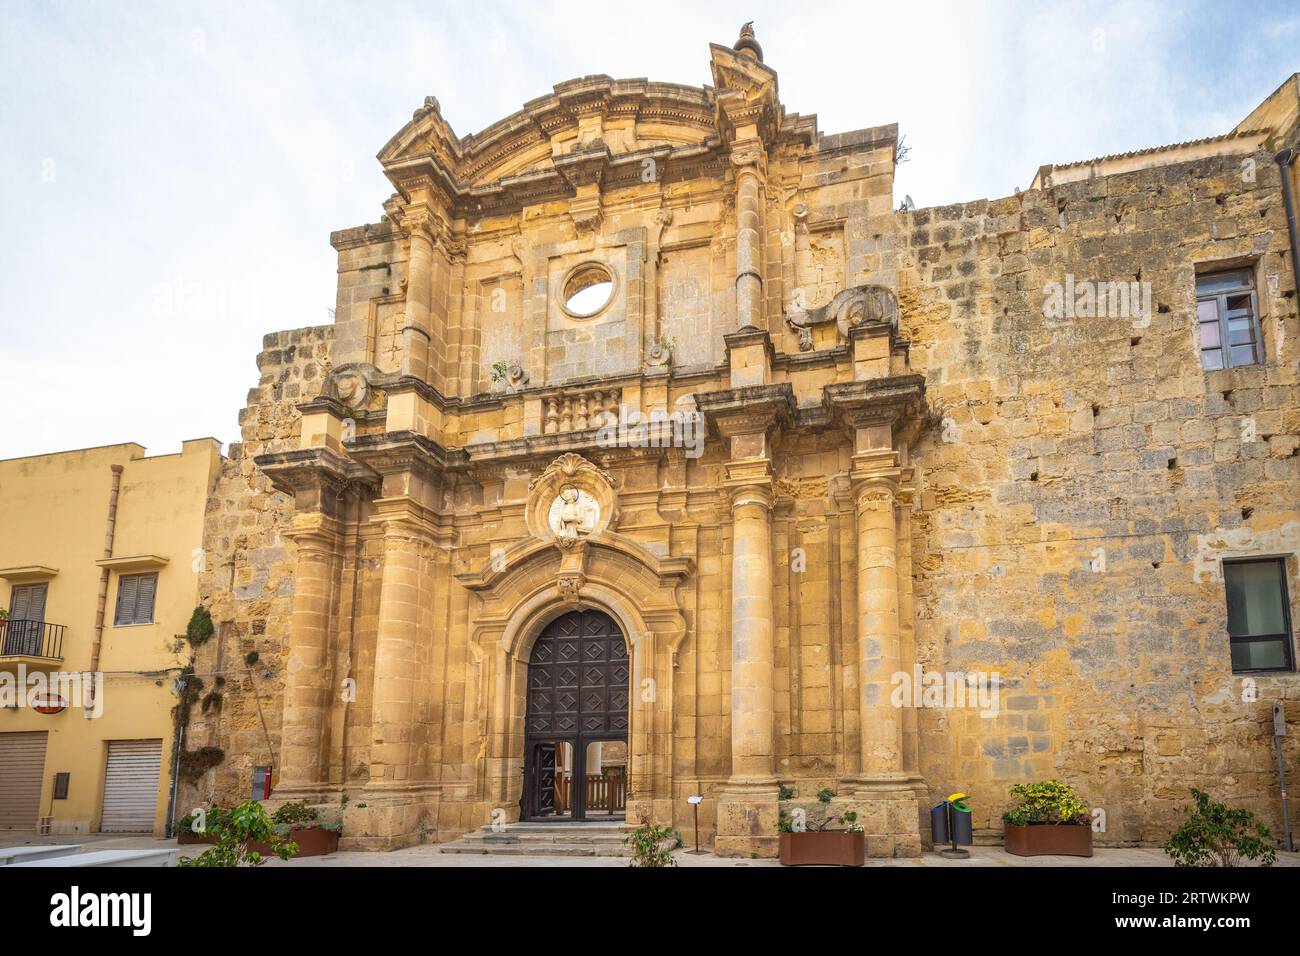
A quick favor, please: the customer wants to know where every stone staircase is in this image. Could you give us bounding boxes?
[440,821,635,858]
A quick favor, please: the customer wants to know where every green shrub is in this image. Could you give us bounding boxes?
[178,801,298,867]
[1163,788,1276,867]
[271,802,319,826]
[624,821,677,867]
[1002,780,1091,826]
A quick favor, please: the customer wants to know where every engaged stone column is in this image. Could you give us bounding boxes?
[729,479,776,782]
[402,212,434,382]
[278,516,342,797]
[369,516,425,783]
[731,145,766,331]
[854,474,904,777]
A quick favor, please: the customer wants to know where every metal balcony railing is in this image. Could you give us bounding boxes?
[0,619,65,659]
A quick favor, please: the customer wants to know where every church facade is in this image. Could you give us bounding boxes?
[181,27,1300,856]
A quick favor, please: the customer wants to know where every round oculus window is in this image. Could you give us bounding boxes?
[560,262,616,318]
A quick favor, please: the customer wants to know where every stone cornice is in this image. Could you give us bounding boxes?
[822,375,927,433]
[696,382,796,439]
[345,430,464,474]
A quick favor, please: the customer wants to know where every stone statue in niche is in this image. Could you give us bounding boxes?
[549,486,599,547]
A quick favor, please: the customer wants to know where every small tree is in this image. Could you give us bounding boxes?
[1163,788,1277,868]
[625,821,677,868]
[178,800,298,867]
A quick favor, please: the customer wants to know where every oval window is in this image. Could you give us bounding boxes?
[561,263,615,318]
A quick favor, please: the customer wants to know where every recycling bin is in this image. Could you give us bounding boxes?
[930,802,950,844]
[949,796,973,846]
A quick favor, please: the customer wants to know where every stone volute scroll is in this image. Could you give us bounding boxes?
[525,453,618,549]
[325,362,386,412]
[785,284,900,351]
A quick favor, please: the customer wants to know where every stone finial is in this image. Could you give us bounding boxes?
[733,21,763,61]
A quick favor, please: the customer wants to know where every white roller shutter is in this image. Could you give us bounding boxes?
[0,732,48,829]
[101,739,162,833]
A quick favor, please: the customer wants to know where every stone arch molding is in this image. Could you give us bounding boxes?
[454,510,693,824]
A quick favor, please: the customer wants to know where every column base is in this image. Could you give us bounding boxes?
[268,782,342,806]
[714,780,780,858]
[340,782,441,851]
[835,776,925,858]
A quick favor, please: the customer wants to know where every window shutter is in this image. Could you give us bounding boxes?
[136,574,157,624]
[115,575,138,626]
[10,584,46,622]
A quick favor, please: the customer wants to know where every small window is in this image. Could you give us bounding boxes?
[114,573,157,626]
[1196,270,1262,370]
[1223,558,1294,672]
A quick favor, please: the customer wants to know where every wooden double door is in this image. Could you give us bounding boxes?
[522,610,629,821]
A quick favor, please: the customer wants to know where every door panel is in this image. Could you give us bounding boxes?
[524,610,629,820]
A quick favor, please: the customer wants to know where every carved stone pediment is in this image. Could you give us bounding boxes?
[785,284,900,351]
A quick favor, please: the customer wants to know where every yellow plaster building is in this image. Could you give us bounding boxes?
[0,439,222,836]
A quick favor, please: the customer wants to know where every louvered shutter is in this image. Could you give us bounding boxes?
[114,575,138,625]
[10,583,46,622]
[0,732,48,829]
[135,573,157,623]
[100,739,163,832]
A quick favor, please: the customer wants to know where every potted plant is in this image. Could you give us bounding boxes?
[778,788,865,866]
[178,801,297,867]
[251,802,340,857]
[174,804,230,845]
[1162,788,1276,867]
[1002,780,1094,857]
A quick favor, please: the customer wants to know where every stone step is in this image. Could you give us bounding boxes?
[439,841,629,857]
[441,820,640,857]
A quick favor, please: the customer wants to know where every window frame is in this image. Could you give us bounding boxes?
[1223,557,1295,674]
[1195,269,1263,370]
[113,572,158,627]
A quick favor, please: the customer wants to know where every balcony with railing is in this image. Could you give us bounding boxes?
[0,619,66,665]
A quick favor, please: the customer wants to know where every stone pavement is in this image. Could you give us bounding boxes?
[1,832,1295,867]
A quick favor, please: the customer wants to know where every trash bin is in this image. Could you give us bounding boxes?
[930,802,950,845]
[949,796,973,846]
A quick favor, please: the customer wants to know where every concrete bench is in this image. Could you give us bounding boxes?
[0,845,82,865]
[8,848,177,868]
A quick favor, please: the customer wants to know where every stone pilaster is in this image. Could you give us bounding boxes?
[402,210,434,382]
[715,458,779,857]
[732,144,767,332]
[838,450,923,857]
[275,514,343,802]
[697,383,794,859]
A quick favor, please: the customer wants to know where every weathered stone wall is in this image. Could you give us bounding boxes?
[898,148,1300,843]
[178,325,333,812]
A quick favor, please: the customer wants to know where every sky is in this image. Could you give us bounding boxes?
[0,0,1297,460]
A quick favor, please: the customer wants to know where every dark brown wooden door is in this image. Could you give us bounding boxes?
[523,610,628,820]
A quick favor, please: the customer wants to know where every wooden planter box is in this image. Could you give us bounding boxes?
[176,831,217,846]
[779,831,865,867]
[250,827,340,858]
[1004,823,1093,857]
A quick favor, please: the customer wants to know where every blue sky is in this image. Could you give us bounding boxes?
[1,0,1296,459]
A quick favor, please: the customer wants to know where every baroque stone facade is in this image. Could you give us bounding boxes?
[180,28,1300,856]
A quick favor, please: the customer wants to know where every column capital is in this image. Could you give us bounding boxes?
[281,512,346,552]
[724,458,774,512]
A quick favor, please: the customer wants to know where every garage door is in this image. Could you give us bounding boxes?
[101,739,162,833]
[0,732,48,829]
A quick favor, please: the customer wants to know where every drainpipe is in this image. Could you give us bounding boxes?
[87,464,124,713]
[1276,148,1300,299]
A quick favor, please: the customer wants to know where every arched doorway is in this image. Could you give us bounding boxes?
[521,609,629,821]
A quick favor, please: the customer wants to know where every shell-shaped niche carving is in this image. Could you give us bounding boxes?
[525,453,618,548]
